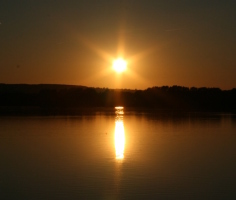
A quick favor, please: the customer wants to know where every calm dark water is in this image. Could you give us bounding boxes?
[0,109,236,200]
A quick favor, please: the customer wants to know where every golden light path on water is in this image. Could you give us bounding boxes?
[114,107,125,160]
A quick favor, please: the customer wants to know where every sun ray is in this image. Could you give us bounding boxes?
[75,29,157,88]
[116,26,126,57]
[127,46,157,65]
[125,67,153,88]
[78,35,115,63]
[81,67,113,85]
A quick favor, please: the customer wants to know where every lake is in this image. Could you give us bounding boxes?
[1,108,236,199]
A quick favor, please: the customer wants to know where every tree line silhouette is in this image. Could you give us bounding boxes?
[0,84,236,114]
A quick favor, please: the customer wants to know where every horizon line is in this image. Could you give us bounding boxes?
[0,83,235,91]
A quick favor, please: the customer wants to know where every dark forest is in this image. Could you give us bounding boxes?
[0,84,236,115]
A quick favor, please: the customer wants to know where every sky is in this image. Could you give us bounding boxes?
[0,0,236,89]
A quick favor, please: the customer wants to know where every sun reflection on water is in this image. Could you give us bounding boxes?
[114,107,125,160]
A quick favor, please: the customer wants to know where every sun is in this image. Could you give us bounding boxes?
[112,58,127,73]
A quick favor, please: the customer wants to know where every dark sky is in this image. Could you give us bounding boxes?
[0,0,236,89]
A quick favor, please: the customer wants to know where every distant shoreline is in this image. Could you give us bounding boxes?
[0,84,236,115]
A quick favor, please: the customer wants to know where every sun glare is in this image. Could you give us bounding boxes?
[113,58,127,73]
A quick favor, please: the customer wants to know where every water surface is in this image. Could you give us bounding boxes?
[0,109,236,199]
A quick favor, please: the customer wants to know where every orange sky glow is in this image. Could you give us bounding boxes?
[0,1,236,89]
